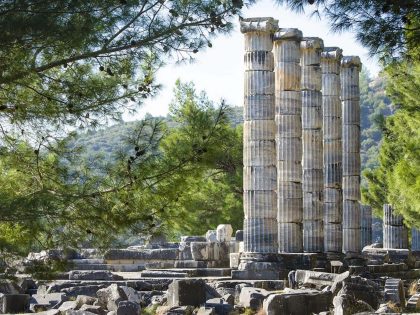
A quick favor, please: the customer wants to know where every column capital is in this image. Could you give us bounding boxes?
[321,47,343,61]
[341,56,362,70]
[273,28,302,41]
[301,37,324,50]
[240,17,278,34]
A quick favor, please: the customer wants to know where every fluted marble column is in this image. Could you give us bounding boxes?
[341,56,362,255]
[321,47,343,254]
[241,17,278,257]
[361,204,372,248]
[383,204,408,249]
[301,37,324,253]
[412,228,420,252]
[273,28,303,253]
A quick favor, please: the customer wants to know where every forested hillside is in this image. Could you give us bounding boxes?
[74,72,390,175]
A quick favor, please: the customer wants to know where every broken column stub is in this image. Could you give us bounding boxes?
[383,204,408,249]
[321,47,343,255]
[361,204,372,248]
[341,56,362,256]
[412,228,420,252]
[274,28,303,253]
[234,17,280,280]
[301,37,324,253]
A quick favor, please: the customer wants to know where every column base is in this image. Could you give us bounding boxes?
[343,252,366,268]
[325,252,345,273]
[277,252,318,270]
[232,252,282,280]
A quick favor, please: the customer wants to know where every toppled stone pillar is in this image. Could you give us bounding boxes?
[321,47,343,255]
[412,228,420,252]
[361,205,372,248]
[234,17,280,279]
[301,37,324,253]
[341,56,362,256]
[273,28,303,253]
[383,204,408,249]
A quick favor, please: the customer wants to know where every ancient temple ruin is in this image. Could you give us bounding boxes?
[234,17,398,279]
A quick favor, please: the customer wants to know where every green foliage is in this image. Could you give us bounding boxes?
[0,80,243,254]
[363,36,420,225]
[359,68,393,173]
[0,0,248,256]
[273,0,419,60]
[146,81,243,236]
[0,0,246,128]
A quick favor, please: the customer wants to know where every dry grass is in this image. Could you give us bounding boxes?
[387,301,402,313]
[408,280,418,296]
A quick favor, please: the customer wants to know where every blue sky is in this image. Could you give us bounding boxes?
[125,0,380,121]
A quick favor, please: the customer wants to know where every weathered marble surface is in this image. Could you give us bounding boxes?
[274,28,303,253]
[382,204,409,249]
[241,17,278,257]
[301,37,324,253]
[360,204,372,248]
[341,56,362,255]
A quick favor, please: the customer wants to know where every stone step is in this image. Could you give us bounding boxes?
[71,264,112,271]
[144,268,232,278]
[70,259,105,264]
[141,270,188,278]
[68,262,146,272]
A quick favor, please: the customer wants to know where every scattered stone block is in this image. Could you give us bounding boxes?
[216,224,233,242]
[62,285,107,298]
[338,276,380,309]
[222,293,234,305]
[295,269,349,288]
[229,253,240,268]
[69,270,122,281]
[116,301,140,315]
[0,293,30,313]
[75,295,97,308]
[150,294,167,306]
[332,294,374,315]
[167,279,206,307]
[97,284,127,312]
[156,305,194,315]
[66,311,98,315]
[30,303,51,312]
[206,230,217,242]
[0,279,23,294]
[190,242,229,262]
[205,298,233,314]
[239,287,270,310]
[263,289,332,315]
[120,286,141,305]
[197,306,215,315]
[58,300,78,312]
[18,278,37,294]
[31,292,68,306]
[79,304,106,315]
